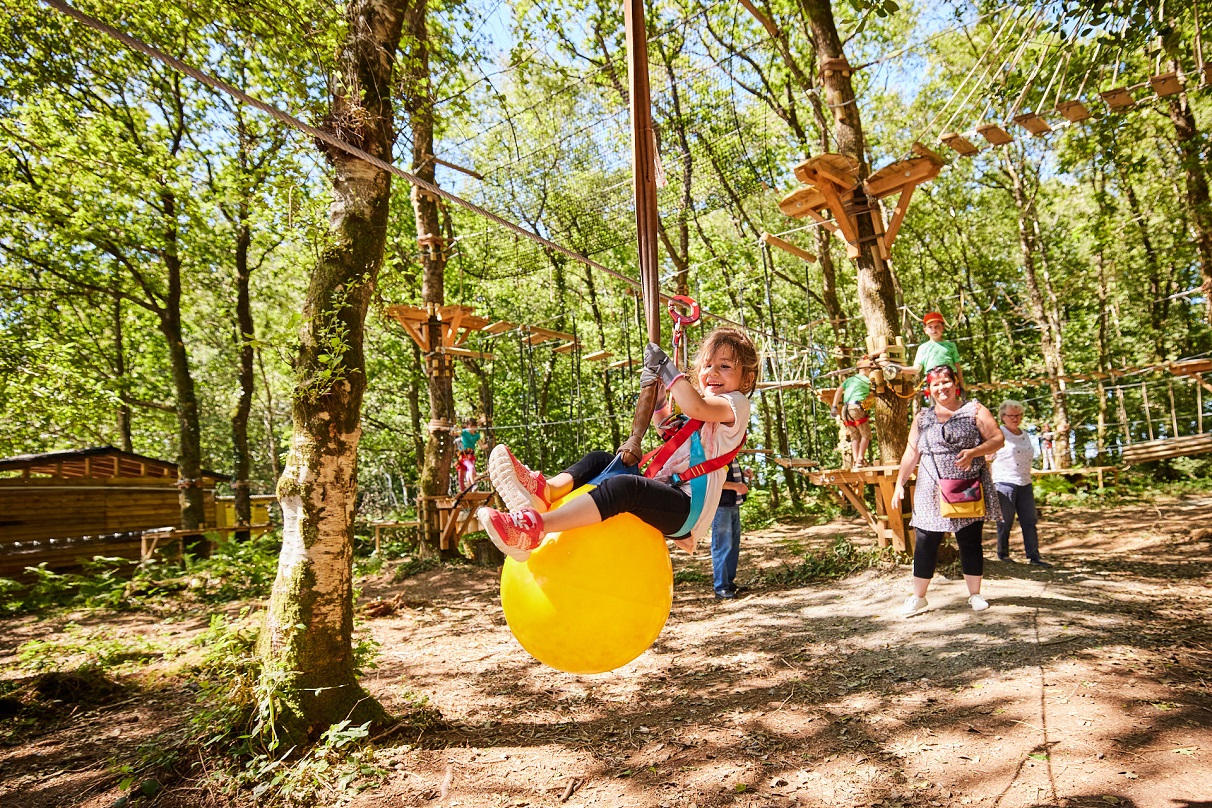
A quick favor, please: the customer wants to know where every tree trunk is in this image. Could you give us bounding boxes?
[256,343,282,483]
[232,207,255,542]
[1163,58,1212,324]
[1115,165,1168,360]
[758,391,780,509]
[580,262,622,448]
[1093,164,1112,460]
[261,0,404,748]
[158,190,208,552]
[408,341,426,465]
[405,0,458,559]
[1003,150,1071,468]
[798,0,907,460]
[112,290,133,452]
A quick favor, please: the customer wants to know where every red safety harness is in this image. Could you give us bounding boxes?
[840,403,869,428]
[639,415,746,485]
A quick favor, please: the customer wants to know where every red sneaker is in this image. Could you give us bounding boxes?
[488,444,551,513]
[478,507,545,562]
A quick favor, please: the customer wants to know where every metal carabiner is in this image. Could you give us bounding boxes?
[666,294,701,326]
[667,295,701,371]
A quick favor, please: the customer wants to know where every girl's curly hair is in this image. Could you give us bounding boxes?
[693,327,759,395]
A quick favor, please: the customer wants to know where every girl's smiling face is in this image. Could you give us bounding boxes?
[698,349,743,396]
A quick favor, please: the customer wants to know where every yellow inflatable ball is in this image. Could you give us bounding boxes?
[499,485,673,674]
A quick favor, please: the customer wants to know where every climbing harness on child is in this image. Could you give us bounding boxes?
[590,294,745,538]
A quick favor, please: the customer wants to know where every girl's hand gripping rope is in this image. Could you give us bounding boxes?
[643,343,685,389]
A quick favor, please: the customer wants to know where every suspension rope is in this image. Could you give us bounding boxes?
[917,4,1026,142]
[1006,13,1063,122]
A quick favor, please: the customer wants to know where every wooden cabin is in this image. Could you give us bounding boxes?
[0,447,229,575]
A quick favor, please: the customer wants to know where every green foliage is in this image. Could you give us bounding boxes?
[390,555,442,583]
[15,623,167,673]
[764,536,898,586]
[0,533,282,617]
[673,568,712,586]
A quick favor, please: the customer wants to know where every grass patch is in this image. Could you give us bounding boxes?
[673,568,712,586]
[0,532,283,617]
[764,536,899,587]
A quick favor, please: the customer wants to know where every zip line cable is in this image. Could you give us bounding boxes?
[41,0,819,354]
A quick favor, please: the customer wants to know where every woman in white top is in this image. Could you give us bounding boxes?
[989,400,1050,567]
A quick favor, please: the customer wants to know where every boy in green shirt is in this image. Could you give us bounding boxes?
[907,311,964,391]
[831,357,874,469]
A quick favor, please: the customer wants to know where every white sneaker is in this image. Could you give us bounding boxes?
[968,593,989,612]
[487,444,551,513]
[901,595,928,616]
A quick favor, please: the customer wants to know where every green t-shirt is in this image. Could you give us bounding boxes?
[841,373,870,405]
[459,428,480,452]
[912,339,961,374]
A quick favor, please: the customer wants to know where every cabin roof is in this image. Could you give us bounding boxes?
[0,446,229,482]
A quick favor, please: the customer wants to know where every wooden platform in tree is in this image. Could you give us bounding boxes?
[777,146,943,260]
[385,304,492,354]
[795,464,915,553]
[1121,433,1212,465]
[386,304,608,364]
[770,457,819,470]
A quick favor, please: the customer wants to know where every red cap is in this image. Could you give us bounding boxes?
[922,311,945,326]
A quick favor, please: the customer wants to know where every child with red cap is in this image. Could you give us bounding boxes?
[907,311,964,392]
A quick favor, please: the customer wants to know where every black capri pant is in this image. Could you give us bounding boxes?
[913,522,985,579]
[563,451,693,537]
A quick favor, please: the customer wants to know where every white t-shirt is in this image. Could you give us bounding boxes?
[653,391,751,547]
[991,425,1035,486]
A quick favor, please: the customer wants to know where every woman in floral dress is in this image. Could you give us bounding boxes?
[890,365,1004,615]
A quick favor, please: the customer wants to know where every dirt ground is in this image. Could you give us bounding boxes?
[2,491,1211,808]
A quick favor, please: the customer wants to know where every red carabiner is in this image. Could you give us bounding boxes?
[667,295,701,326]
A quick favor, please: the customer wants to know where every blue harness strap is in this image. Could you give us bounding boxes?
[668,431,708,538]
[589,420,744,539]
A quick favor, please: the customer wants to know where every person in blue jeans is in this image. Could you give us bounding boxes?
[989,399,1051,567]
[711,459,749,599]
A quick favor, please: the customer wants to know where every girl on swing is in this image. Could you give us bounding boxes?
[477,327,758,561]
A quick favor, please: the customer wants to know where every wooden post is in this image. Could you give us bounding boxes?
[1167,378,1179,438]
[1116,386,1131,444]
[1141,382,1154,441]
[1198,376,1205,434]
[1096,380,1107,456]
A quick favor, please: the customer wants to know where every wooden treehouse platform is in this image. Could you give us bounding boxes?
[775,144,944,262]
[807,465,915,553]
[418,491,499,552]
[384,303,615,366]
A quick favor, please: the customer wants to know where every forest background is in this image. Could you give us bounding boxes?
[2,0,1211,523]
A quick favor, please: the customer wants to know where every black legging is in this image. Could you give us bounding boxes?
[913,522,985,578]
[563,451,693,537]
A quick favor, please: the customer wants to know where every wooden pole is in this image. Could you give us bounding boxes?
[1116,386,1131,445]
[1198,376,1205,434]
[1096,380,1107,456]
[1141,382,1154,440]
[1168,378,1180,437]
[617,0,662,467]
